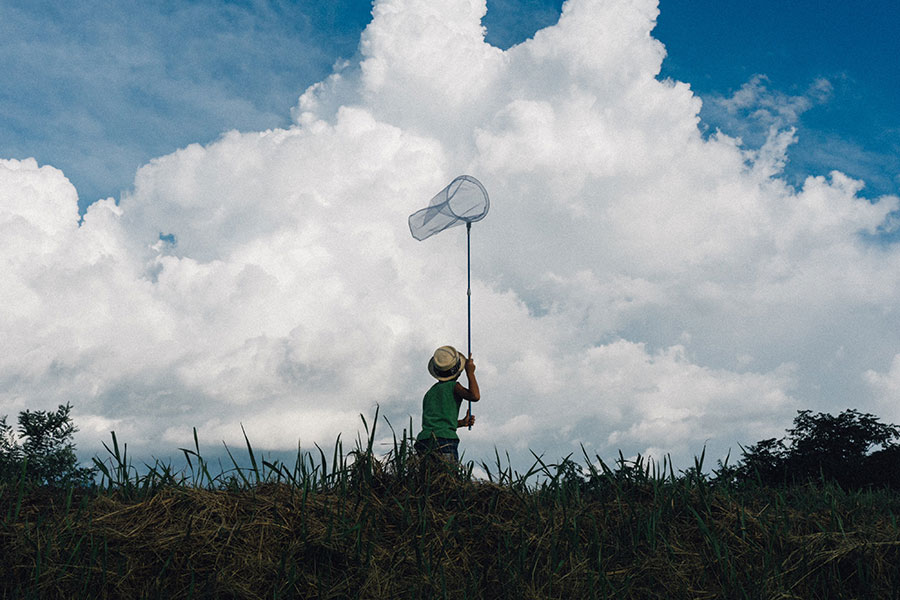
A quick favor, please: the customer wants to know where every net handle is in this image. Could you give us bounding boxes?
[467,221,472,429]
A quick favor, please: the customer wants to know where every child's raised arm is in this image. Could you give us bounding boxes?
[454,355,480,402]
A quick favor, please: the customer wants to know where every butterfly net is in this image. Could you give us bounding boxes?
[408,175,490,241]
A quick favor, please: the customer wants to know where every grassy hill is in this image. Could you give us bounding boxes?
[3,424,900,599]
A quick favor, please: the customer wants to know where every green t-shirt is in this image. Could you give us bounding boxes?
[416,380,461,441]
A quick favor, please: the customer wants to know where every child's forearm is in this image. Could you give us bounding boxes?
[466,373,480,401]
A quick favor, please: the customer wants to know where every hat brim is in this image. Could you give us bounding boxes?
[428,352,466,381]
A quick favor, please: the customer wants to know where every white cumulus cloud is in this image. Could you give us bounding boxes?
[2,0,899,470]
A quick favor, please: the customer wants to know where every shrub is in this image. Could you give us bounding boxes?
[0,415,23,482]
[0,403,94,487]
[733,409,900,489]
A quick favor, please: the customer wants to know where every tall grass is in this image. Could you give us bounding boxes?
[2,410,900,599]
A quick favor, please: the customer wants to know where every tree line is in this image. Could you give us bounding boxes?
[2,403,900,490]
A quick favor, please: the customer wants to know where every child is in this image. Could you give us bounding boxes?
[414,345,480,461]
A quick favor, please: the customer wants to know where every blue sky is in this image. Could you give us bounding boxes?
[3,0,896,210]
[655,0,899,200]
[2,0,900,470]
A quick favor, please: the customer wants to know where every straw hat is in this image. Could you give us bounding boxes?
[428,345,466,381]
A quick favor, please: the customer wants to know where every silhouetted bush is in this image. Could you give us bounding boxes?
[728,409,900,489]
[0,403,94,487]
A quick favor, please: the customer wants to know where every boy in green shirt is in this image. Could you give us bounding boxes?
[414,345,481,461]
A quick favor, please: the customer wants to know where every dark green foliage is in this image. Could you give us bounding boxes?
[0,415,24,482]
[0,403,94,487]
[729,409,900,489]
[864,445,900,488]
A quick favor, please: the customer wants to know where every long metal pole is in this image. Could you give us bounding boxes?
[466,221,472,429]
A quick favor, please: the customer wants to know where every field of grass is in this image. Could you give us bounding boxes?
[2,415,900,599]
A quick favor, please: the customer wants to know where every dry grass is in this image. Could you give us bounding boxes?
[3,429,900,599]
